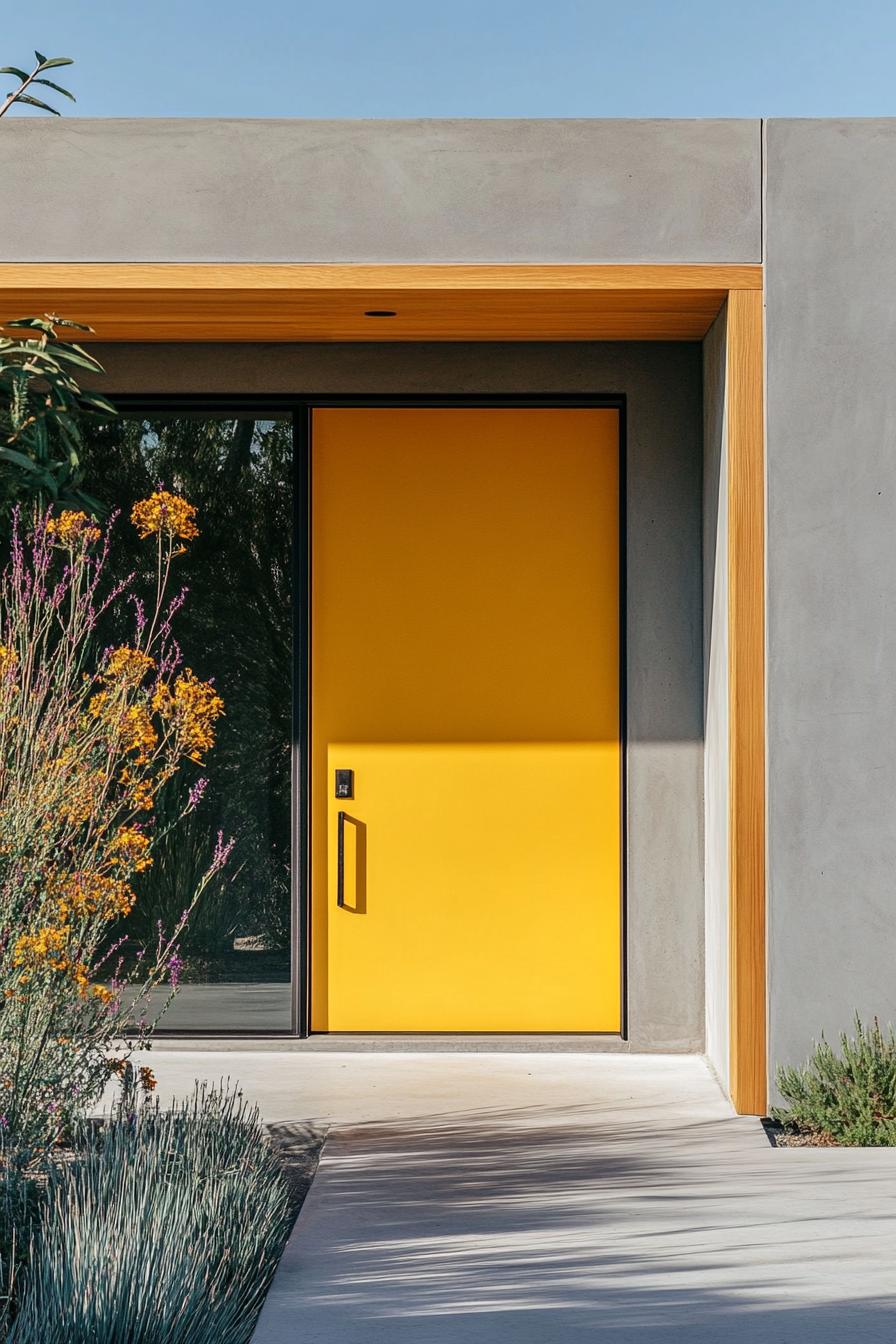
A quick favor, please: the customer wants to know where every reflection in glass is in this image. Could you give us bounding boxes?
[82,414,293,1031]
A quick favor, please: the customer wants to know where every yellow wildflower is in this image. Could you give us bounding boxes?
[91,693,158,764]
[131,491,199,543]
[58,872,135,920]
[0,645,18,678]
[123,704,158,763]
[45,510,101,546]
[13,925,71,972]
[131,780,154,811]
[104,646,156,686]
[59,767,106,827]
[120,770,154,812]
[106,825,152,873]
[153,669,224,762]
[88,690,109,720]
[11,930,101,998]
[151,682,173,716]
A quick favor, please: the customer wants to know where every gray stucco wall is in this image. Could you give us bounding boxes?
[702,309,730,1089]
[0,119,761,263]
[14,111,896,1085]
[0,116,745,1055]
[91,341,705,1051]
[765,120,896,1082]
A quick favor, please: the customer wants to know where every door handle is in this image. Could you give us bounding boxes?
[336,809,347,908]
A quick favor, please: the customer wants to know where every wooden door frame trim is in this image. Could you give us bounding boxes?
[0,261,766,1112]
[726,289,767,1115]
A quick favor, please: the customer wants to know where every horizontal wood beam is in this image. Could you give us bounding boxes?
[0,263,762,342]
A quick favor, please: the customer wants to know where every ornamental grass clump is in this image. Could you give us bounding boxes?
[9,1081,293,1344]
[773,1015,896,1145]
[0,495,229,1152]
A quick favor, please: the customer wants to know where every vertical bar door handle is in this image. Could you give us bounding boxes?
[336,809,347,908]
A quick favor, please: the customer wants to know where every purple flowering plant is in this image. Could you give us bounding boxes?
[0,501,232,1151]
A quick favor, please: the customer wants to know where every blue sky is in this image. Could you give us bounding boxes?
[3,0,896,118]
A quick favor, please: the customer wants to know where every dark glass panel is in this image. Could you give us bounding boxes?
[81,414,293,1031]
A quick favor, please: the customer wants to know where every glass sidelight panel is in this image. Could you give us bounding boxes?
[81,413,293,1031]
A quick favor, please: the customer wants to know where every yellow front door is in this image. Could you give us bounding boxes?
[310,407,621,1031]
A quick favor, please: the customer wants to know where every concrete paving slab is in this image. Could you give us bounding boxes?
[143,1052,896,1342]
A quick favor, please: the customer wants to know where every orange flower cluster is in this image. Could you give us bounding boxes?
[45,510,101,547]
[89,692,159,766]
[153,668,224,763]
[0,644,18,677]
[104,645,156,687]
[59,765,106,828]
[120,704,158,764]
[119,769,154,813]
[130,491,199,543]
[11,925,110,1000]
[106,825,152,873]
[57,871,136,920]
[13,925,70,972]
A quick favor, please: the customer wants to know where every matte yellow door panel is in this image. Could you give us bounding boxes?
[311,407,620,1031]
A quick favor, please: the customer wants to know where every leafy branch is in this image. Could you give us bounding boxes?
[0,51,74,119]
[0,316,116,519]
[0,50,116,522]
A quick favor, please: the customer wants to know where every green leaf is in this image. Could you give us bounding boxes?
[8,315,93,335]
[40,471,60,499]
[50,346,105,374]
[56,420,84,453]
[34,51,47,65]
[37,56,74,70]
[52,318,94,334]
[6,316,59,330]
[33,78,76,102]
[83,394,117,416]
[0,67,30,81]
[8,369,29,431]
[12,94,60,115]
[0,446,43,473]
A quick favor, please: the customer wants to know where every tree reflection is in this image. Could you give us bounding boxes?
[81,416,292,998]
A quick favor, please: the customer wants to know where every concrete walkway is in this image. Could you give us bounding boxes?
[147,1051,896,1342]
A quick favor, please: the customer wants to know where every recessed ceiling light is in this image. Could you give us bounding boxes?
[364,309,397,317]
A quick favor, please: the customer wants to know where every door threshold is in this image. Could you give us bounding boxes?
[152,1033,630,1053]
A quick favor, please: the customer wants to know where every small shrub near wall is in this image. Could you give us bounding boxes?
[774,1016,896,1146]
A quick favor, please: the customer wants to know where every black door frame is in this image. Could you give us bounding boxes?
[112,393,627,1040]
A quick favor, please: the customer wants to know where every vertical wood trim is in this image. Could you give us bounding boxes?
[727,287,767,1115]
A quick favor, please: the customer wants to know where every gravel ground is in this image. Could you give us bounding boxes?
[763,1119,851,1147]
[771,1131,841,1147]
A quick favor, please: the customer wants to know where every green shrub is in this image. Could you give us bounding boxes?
[773,1015,896,1145]
[9,1082,293,1344]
